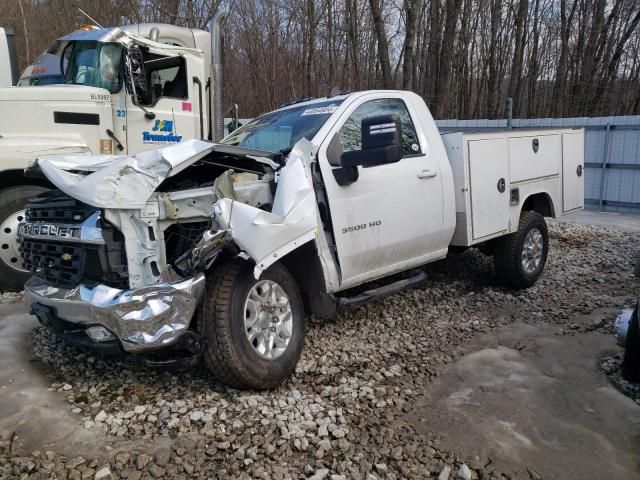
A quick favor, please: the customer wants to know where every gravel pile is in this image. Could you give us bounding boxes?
[1,223,639,479]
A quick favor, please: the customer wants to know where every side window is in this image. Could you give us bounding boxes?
[338,98,421,156]
[143,56,187,105]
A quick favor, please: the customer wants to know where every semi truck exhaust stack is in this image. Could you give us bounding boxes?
[210,12,225,142]
[0,27,19,87]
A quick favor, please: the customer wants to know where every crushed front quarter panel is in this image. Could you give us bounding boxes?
[213,139,322,278]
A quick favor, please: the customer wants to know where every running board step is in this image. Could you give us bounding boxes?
[336,270,428,308]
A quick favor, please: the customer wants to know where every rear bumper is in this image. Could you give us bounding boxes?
[24,274,206,353]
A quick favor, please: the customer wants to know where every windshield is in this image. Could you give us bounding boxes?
[17,41,67,87]
[222,99,345,153]
[63,41,123,92]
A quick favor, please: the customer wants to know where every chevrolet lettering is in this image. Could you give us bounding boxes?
[18,223,81,241]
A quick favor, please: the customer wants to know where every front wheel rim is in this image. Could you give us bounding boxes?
[244,280,293,360]
[0,210,28,273]
[522,228,544,274]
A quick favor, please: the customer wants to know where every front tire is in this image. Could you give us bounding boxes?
[0,185,48,291]
[494,211,549,289]
[197,261,305,389]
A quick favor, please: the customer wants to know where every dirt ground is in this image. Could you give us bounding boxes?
[409,315,640,480]
[1,212,639,479]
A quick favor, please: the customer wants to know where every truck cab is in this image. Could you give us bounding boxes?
[0,20,225,290]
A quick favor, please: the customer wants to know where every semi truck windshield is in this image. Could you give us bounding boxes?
[63,41,123,93]
[222,99,345,153]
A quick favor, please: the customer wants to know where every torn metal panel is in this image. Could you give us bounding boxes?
[213,170,274,208]
[31,140,282,209]
[213,139,320,277]
[31,140,215,209]
[34,140,214,208]
[173,229,231,275]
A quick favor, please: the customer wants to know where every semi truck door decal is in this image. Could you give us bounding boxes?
[142,119,183,144]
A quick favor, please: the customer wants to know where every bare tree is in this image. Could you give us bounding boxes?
[4,0,640,118]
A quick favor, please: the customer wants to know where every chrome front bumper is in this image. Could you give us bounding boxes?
[24,274,206,353]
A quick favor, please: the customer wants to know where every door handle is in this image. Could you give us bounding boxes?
[417,169,438,179]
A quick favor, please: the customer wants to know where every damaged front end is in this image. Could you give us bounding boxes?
[20,139,325,362]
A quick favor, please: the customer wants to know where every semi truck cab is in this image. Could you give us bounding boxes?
[0,18,225,291]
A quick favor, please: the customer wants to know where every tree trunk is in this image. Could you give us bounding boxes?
[369,0,393,87]
[508,0,529,117]
[432,0,463,118]
[402,0,420,89]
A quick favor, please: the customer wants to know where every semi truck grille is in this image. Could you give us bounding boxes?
[20,191,129,289]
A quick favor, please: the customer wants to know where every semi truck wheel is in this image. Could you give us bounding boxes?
[0,185,48,291]
[197,261,305,389]
[494,211,549,289]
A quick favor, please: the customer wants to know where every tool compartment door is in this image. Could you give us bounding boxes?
[562,132,584,212]
[468,138,509,239]
[508,134,560,183]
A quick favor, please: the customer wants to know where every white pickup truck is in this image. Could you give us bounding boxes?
[19,90,584,389]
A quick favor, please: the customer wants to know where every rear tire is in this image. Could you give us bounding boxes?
[196,261,305,389]
[0,185,48,291]
[494,211,549,289]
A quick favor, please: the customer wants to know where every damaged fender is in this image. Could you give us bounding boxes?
[213,139,320,278]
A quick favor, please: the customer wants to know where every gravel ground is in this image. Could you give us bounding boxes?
[601,354,640,402]
[1,222,639,480]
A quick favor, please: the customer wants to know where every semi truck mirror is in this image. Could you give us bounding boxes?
[340,114,403,168]
[125,45,149,104]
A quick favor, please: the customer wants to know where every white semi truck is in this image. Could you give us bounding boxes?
[0,17,226,290]
[18,90,585,389]
[0,27,19,87]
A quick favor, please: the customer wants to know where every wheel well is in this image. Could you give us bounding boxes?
[0,169,52,191]
[279,241,336,319]
[521,192,555,217]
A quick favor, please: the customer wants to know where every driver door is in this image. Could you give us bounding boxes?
[125,54,199,154]
[317,96,445,288]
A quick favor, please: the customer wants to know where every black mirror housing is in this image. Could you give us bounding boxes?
[341,114,403,168]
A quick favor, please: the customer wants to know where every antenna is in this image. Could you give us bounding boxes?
[77,8,104,29]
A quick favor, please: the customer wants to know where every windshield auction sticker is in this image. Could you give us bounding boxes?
[300,105,339,116]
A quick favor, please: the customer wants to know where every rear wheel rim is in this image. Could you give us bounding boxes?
[522,228,544,275]
[0,210,27,273]
[244,280,293,360]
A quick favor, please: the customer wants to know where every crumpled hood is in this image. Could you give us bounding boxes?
[30,139,217,209]
[30,140,280,209]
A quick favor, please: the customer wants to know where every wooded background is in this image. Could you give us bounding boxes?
[3,0,640,119]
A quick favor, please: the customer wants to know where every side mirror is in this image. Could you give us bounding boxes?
[341,114,403,168]
[124,45,149,105]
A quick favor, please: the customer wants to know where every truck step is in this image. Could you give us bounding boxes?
[336,270,428,308]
